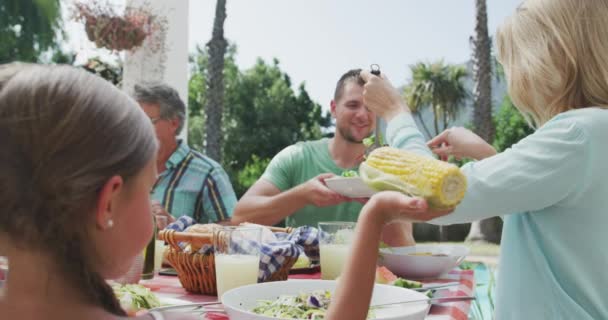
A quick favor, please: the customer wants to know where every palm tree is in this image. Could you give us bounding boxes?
[404,61,468,242]
[442,66,468,130]
[405,85,434,139]
[404,62,468,138]
[471,0,494,142]
[205,0,228,162]
[468,0,502,244]
[1,0,63,63]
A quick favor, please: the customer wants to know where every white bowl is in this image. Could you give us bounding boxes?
[379,244,469,279]
[222,279,430,320]
[325,177,377,198]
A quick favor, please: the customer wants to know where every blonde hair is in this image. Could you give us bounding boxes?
[496,0,608,127]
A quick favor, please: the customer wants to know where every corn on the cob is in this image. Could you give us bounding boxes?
[360,147,467,209]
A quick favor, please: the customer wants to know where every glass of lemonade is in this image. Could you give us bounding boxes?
[214,225,262,301]
[318,221,356,280]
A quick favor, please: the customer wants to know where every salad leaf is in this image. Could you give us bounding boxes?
[341,170,358,177]
[252,290,374,319]
[363,134,385,148]
[393,278,423,289]
[111,283,161,315]
[363,136,375,147]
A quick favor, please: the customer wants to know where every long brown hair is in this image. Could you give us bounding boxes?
[0,64,158,315]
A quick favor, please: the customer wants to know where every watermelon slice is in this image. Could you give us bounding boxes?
[375,266,423,289]
[375,266,398,284]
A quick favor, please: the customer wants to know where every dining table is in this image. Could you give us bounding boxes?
[142,268,476,320]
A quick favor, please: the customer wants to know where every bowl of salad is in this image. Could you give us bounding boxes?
[222,279,430,320]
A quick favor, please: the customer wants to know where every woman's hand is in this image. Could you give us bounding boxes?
[427,127,497,161]
[360,70,409,122]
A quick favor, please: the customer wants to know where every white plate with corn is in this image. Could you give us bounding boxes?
[359,147,467,209]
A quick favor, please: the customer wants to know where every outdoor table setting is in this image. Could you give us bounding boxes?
[117,218,478,320]
[143,268,476,320]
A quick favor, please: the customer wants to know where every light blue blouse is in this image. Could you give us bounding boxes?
[385,108,608,319]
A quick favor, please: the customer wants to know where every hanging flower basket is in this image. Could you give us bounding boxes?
[73,1,163,52]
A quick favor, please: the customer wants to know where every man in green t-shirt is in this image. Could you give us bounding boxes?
[233,69,416,246]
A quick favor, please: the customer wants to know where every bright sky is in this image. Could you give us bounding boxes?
[65,0,522,109]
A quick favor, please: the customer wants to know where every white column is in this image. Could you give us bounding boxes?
[123,0,189,142]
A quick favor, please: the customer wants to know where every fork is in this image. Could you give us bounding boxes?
[371,295,476,309]
[413,281,460,292]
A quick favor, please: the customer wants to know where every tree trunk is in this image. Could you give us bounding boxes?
[205,0,228,162]
[414,111,433,139]
[466,217,503,244]
[471,0,494,143]
[466,0,501,244]
[432,104,440,137]
[439,226,448,242]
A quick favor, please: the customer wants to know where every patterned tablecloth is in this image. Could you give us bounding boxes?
[143,269,475,320]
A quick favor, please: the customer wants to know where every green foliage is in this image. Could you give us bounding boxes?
[404,61,468,137]
[235,155,271,196]
[1,0,63,63]
[188,44,332,196]
[492,96,534,152]
[188,44,239,119]
[187,115,206,153]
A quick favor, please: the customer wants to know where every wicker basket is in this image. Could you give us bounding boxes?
[158,225,296,295]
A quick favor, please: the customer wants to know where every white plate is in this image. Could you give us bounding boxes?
[157,296,193,307]
[379,244,469,279]
[325,177,377,198]
[222,279,430,320]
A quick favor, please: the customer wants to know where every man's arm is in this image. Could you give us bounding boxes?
[232,174,347,226]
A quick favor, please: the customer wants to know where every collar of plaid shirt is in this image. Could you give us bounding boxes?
[164,140,189,171]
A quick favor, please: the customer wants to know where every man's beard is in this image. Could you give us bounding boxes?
[337,124,370,144]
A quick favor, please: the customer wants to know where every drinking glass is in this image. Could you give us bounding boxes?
[153,215,168,274]
[318,221,356,280]
[214,226,262,301]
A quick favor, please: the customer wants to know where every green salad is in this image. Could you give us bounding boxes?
[341,170,359,177]
[111,283,161,315]
[362,134,384,148]
[252,290,374,319]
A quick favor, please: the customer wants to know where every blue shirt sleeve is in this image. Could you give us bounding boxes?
[386,112,434,157]
[430,117,590,225]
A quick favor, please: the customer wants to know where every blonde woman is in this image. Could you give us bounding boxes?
[0,64,195,319]
[329,0,608,319]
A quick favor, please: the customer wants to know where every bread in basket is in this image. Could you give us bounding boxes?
[158,223,296,295]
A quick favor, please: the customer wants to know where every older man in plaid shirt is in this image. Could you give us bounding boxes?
[133,82,237,223]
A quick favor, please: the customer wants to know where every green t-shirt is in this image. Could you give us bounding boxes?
[261,138,363,227]
[261,113,426,227]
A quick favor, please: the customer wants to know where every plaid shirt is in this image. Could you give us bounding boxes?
[151,141,236,223]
